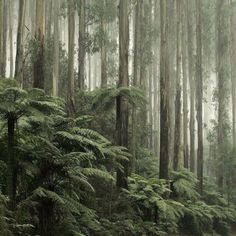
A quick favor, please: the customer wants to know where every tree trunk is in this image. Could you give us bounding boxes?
[1,0,7,77]
[187,0,195,173]
[230,0,236,148]
[7,116,16,210]
[196,0,203,193]
[182,1,189,169]
[116,0,129,189]
[78,0,86,90]
[33,0,45,89]
[216,0,228,192]
[153,0,159,157]
[8,0,13,78]
[173,0,181,171]
[52,0,59,96]
[159,0,170,180]
[15,0,25,84]
[101,0,107,88]
[67,0,76,116]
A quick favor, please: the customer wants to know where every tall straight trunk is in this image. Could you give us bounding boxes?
[153,0,159,157]
[159,0,170,180]
[116,0,129,188]
[52,0,59,96]
[8,0,13,78]
[33,0,45,89]
[101,0,107,88]
[187,0,195,173]
[1,0,7,77]
[14,0,25,84]
[78,0,86,90]
[148,0,153,150]
[182,1,189,169]
[67,0,75,115]
[131,0,141,172]
[196,0,203,193]
[230,0,236,148]
[173,0,181,171]
[149,64,153,150]
[45,0,52,40]
[168,0,176,164]
[7,117,16,210]
[0,0,2,77]
[216,0,228,191]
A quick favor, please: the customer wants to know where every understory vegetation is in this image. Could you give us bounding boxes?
[0,80,235,236]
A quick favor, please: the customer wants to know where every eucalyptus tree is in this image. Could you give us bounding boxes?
[33,0,45,89]
[159,0,170,180]
[116,0,129,188]
[15,0,25,85]
[196,0,203,192]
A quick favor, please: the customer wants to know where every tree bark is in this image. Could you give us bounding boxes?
[33,0,45,89]
[159,0,170,180]
[78,0,86,90]
[67,0,76,115]
[182,1,189,169]
[173,0,181,171]
[187,0,195,173]
[15,0,25,84]
[116,0,129,188]
[196,0,203,193]
[52,0,59,96]
[8,0,13,78]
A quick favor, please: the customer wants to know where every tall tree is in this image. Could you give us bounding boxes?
[78,0,86,90]
[230,0,236,148]
[116,0,129,188]
[173,0,181,171]
[187,0,195,173]
[182,0,189,169]
[14,0,25,84]
[159,0,170,179]
[67,0,76,115]
[196,0,203,192]
[8,0,13,78]
[1,0,7,77]
[33,0,45,89]
[52,0,60,96]
[216,0,229,191]
[100,0,107,88]
[153,0,160,157]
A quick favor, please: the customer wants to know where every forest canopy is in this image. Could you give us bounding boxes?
[0,0,236,236]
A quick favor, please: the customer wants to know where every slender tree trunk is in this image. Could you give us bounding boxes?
[230,0,236,148]
[78,0,86,90]
[187,0,195,173]
[14,0,25,84]
[196,0,203,193]
[153,0,159,157]
[67,0,76,115]
[159,0,170,180]
[101,0,107,88]
[173,0,181,171]
[116,0,129,188]
[33,0,45,89]
[216,0,228,192]
[7,116,16,210]
[182,1,189,169]
[52,0,59,96]
[1,0,7,77]
[8,0,13,78]
[0,0,2,78]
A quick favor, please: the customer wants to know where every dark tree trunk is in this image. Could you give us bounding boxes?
[159,0,170,180]
[116,0,129,189]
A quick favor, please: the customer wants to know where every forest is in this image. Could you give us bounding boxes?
[0,0,236,235]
